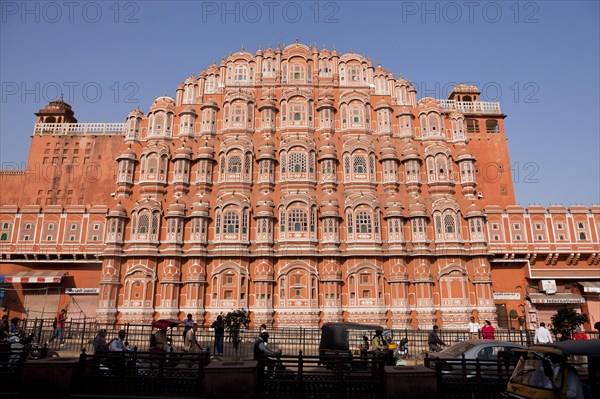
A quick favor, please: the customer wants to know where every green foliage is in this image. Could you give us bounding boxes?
[550,308,589,341]
[224,309,250,353]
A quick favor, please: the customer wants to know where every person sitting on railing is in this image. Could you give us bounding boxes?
[109,330,134,352]
[370,329,388,354]
[253,332,284,372]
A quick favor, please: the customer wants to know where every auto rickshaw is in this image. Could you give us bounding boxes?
[319,322,397,367]
[504,339,600,399]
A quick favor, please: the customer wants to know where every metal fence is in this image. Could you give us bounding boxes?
[16,318,600,360]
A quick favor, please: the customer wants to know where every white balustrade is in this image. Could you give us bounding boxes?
[438,100,501,114]
[34,122,126,136]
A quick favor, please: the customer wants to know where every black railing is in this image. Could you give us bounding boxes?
[14,318,600,359]
[0,347,29,394]
[259,351,386,399]
[75,349,211,397]
[425,355,517,399]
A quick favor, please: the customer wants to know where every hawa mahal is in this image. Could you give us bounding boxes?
[1,43,598,329]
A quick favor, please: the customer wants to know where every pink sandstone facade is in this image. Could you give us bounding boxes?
[1,43,598,329]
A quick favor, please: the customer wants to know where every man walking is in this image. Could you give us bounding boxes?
[534,322,554,344]
[184,323,202,352]
[182,313,195,340]
[211,315,225,356]
[47,308,67,347]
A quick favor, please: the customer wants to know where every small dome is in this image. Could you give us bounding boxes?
[206,64,219,74]
[456,147,475,161]
[150,96,175,111]
[465,203,484,218]
[117,146,137,160]
[408,200,427,217]
[374,98,392,110]
[401,143,420,160]
[174,143,192,159]
[127,108,144,118]
[109,202,127,217]
[396,106,413,117]
[180,105,197,115]
[167,198,186,215]
[184,75,197,84]
[196,141,215,159]
[192,201,210,215]
[201,99,218,110]
[374,65,387,75]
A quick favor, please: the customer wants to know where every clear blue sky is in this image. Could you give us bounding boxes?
[1,1,598,206]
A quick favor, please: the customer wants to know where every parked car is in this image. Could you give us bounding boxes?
[427,339,525,379]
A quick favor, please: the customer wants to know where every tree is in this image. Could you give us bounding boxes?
[550,308,589,341]
[224,309,250,362]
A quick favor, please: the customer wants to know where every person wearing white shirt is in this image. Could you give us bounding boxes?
[467,316,480,339]
[534,322,554,344]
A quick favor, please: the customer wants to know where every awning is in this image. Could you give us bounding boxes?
[579,281,600,293]
[528,293,585,304]
[4,271,66,284]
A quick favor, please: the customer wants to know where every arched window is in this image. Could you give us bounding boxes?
[353,156,367,174]
[223,212,240,233]
[234,65,247,81]
[289,152,306,173]
[228,155,241,173]
[289,209,307,232]
[356,211,372,233]
[290,63,305,81]
[138,215,149,234]
[444,214,455,233]
[1,233,7,241]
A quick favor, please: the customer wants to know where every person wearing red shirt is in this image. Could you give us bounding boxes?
[481,320,495,340]
[572,327,588,340]
[47,308,67,346]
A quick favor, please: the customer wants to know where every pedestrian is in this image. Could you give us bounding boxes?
[9,317,21,335]
[151,327,169,351]
[259,323,267,333]
[184,323,202,352]
[481,320,495,339]
[47,308,67,347]
[534,322,554,344]
[428,325,446,352]
[182,313,195,340]
[594,321,600,334]
[572,326,588,340]
[211,315,225,356]
[468,316,480,339]
[92,329,108,353]
[109,329,133,352]
[253,332,283,371]
[370,329,388,353]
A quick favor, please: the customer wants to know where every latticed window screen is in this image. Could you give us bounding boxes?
[281,153,287,173]
[289,152,307,173]
[344,156,351,174]
[356,211,372,233]
[242,209,248,234]
[244,155,251,176]
[347,212,353,233]
[138,215,150,234]
[228,156,242,173]
[280,210,285,232]
[444,214,456,233]
[151,215,158,235]
[353,156,367,173]
[223,212,240,233]
[289,209,307,232]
